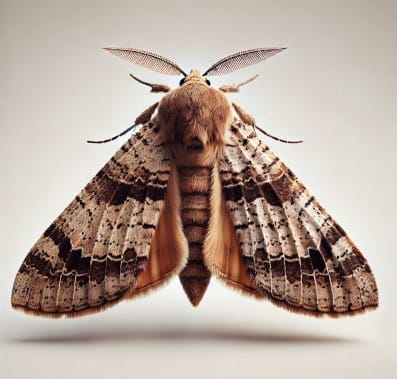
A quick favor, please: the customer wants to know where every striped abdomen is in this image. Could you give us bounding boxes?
[178,165,212,306]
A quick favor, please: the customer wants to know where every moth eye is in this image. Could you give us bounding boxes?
[179,78,186,86]
[205,79,211,86]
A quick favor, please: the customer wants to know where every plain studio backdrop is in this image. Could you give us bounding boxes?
[0,1,396,378]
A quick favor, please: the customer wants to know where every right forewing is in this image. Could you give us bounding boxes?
[210,119,378,316]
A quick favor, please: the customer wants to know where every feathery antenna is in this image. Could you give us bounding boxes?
[203,47,286,76]
[104,47,187,76]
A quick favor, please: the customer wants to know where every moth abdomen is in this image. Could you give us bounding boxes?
[177,165,213,306]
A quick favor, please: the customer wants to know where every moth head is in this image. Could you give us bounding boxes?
[179,70,211,87]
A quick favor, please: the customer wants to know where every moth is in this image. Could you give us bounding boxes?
[12,47,378,317]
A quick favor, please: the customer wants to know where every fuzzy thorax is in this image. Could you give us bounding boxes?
[157,70,233,166]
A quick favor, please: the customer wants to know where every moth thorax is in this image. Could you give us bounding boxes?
[158,82,233,163]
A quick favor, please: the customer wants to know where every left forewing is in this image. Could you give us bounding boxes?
[11,121,184,317]
[209,119,378,316]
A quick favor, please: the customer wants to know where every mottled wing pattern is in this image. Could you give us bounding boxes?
[12,121,174,317]
[216,119,378,316]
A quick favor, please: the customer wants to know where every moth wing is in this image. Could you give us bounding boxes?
[205,119,378,316]
[12,121,186,317]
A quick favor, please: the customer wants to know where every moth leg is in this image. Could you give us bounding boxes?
[130,73,171,93]
[232,102,256,125]
[87,102,159,144]
[134,102,159,124]
[232,102,257,135]
[219,75,258,93]
[232,102,303,144]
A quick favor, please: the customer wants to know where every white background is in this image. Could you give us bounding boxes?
[1,1,396,378]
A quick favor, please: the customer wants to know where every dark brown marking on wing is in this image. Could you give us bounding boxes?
[65,249,83,272]
[285,259,301,284]
[308,247,327,273]
[19,250,52,277]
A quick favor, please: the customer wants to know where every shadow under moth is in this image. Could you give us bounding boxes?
[12,47,378,317]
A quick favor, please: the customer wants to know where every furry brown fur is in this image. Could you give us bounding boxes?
[158,70,232,167]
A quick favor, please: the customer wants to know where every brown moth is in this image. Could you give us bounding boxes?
[11,47,378,317]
